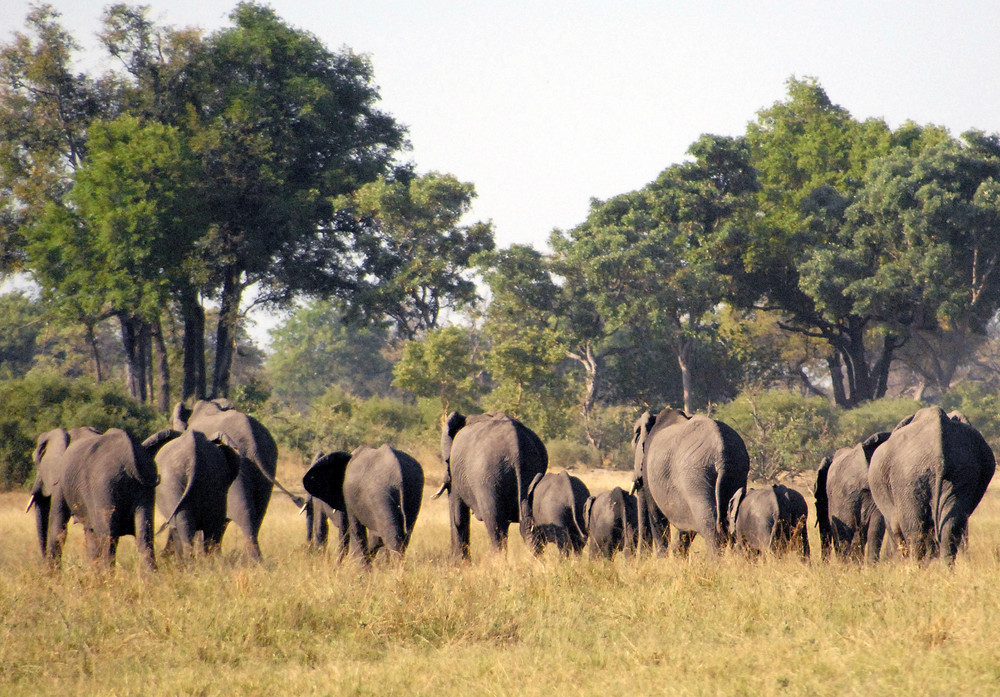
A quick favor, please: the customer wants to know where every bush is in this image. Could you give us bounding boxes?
[714,389,837,483]
[0,369,159,490]
[546,439,602,470]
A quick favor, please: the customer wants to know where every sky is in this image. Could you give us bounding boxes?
[4,0,1000,341]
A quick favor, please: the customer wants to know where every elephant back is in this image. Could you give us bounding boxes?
[188,402,277,476]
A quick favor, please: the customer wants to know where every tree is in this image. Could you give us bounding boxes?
[392,325,482,416]
[27,115,203,407]
[184,3,407,398]
[343,170,495,339]
[266,299,393,408]
[714,77,950,406]
[0,291,44,377]
[478,245,573,439]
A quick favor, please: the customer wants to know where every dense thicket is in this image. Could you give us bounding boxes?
[3,5,1000,489]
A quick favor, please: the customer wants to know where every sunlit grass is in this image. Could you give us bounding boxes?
[2,467,1000,696]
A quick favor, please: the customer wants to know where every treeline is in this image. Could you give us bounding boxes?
[4,4,1000,487]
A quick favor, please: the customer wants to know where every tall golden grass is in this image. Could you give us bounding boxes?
[2,458,999,697]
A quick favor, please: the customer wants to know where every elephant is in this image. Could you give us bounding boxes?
[525,471,591,555]
[727,484,810,559]
[173,399,300,559]
[303,495,346,554]
[583,487,638,559]
[814,432,889,562]
[631,408,749,558]
[868,407,996,563]
[142,429,242,557]
[434,411,548,559]
[42,428,159,569]
[303,444,424,563]
[26,427,101,558]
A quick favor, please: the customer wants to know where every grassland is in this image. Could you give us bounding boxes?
[2,455,1000,697]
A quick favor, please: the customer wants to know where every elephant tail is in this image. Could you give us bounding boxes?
[156,462,200,537]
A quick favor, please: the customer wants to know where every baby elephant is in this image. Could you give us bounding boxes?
[525,471,591,555]
[303,444,424,564]
[584,487,638,559]
[727,485,810,559]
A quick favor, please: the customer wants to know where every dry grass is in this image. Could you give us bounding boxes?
[2,464,1000,697]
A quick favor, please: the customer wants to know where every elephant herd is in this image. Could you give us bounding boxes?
[23,399,997,570]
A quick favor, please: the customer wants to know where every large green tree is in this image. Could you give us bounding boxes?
[185,3,406,398]
[342,170,495,339]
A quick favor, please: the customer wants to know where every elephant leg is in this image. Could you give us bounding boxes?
[33,495,51,558]
[135,505,156,571]
[939,513,968,564]
[314,509,330,548]
[46,496,71,566]
[347,515,371,565]
[204,521,229,556]
[797,517,811,561]
[171,514,196,560]
[484,514,511,552]
[675,530,694,557]
[645,497,670,556]
[449,496,471,559]
[865,511,886,563]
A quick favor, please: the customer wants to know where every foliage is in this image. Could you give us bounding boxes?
[341,170,495,338]
[264,386,432,462]
[392,325,482,416]
[714,388,838,482]
[266,299,394,408]
[0,369,158,489]
[0,291,44,378]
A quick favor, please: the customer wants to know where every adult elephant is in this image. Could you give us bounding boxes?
[869,407,995,563]
[525,471,590,555]
[584,487,638,559]
[727,485,810,559]
[814,433,889,562]
[142,429,242,557]
[173,399,299,560]
[631,408,749,558]
[26,427,100,558]
[434,411,548,559]
[44,428,159,569]
[303,444,424,564]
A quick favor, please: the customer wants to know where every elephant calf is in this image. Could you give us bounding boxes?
[727,485,810,559]
[584,487,638,559]
[525,471,590,555]
[303,444,424,564]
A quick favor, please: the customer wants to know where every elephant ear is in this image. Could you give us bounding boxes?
[892,413,916,432]
[947,410,972,426]
[727,486,746,529]
[211,433,243,487]
[861,432,891,462]
[142,429,182,458]
[171,401,191,431]
[632,411,657,451]
[441,411,466,464]
[303,451,352,512]
[583,495,595,534]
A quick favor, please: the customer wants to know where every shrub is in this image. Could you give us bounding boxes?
[0,369,158,490]
[714,388,837,483]
[546,439,601,470]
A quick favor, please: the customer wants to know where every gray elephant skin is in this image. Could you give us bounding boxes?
[727,485,810,559]
[303,444,424,563]
[583,487,638,559]
[869,407,996,562]
[436,411,548,558]
[143,429,242,557]
[173,399,285,559]
[814,433,889,562]
[525,471,590,555]
[36,428,159,569]
[27,427,98,557]
[632,408,750,557]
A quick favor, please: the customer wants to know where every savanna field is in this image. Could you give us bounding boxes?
[2,453,999,697]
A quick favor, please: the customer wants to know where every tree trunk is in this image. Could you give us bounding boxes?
[181,288,206,401]
[153,316,171,414]
[211,268,243,399]
[827,353,847,407]
[568,342,600,451]
[86,322,104,383]
[142,322,154,405]
[119,313,148,402]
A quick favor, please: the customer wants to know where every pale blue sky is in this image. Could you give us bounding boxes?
[5,0,998,251]
[4,1,999,342]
